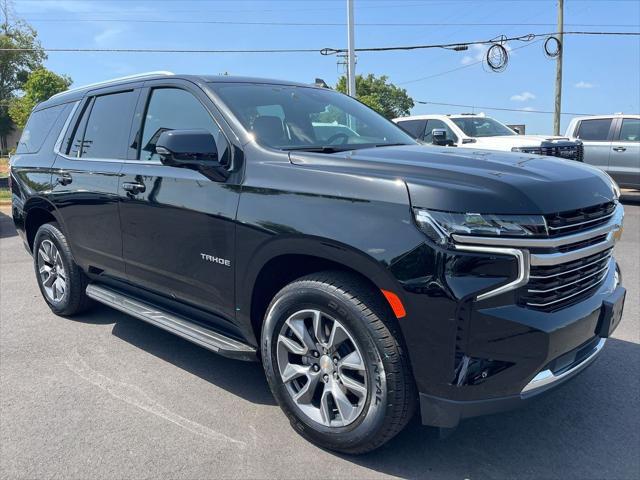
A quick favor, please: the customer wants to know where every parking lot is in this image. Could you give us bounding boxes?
[0,199,638,480]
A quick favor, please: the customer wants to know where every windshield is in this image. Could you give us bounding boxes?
[451,117,516,137]
[209,83,416,151]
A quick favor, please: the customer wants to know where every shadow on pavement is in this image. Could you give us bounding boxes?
[341,337,639,479]
[72,304,276,406]
[71,297,638,478]
[0,209,17,240]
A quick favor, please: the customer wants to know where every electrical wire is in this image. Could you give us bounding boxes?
[1,31,637,56]
[17,19,640,28]
[414,100,598,116]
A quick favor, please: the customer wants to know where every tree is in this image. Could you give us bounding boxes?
[1,0,47,149]
[335,74,414,119]
[9,68,71,128]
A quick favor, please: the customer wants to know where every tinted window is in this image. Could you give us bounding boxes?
[82,91,137,159]
[210,83,415,151]
[139,88,230,164]
[451,117,515,137]
[16,104,66,154]
[423,119,458,143]
[619,118,640,142]
[396,119,426,139]
[67,101,91,157]
[576,119,612,141]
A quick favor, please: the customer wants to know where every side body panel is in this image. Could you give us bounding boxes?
[609,117,640,188]
[10,102,75,245]
[117,79,243,331]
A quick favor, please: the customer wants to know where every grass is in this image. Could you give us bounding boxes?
[0,187,10,202]
[0,156,8,178]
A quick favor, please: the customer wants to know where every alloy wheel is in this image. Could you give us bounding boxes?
[37,239,67,303]
[276,309,368,427]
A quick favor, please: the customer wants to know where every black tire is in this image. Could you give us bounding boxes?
[261,271,416,454]
[33,222,92,316]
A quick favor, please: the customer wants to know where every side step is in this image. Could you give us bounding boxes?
[86,284,257,361]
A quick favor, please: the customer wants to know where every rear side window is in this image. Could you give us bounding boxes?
[576,119,612,141]
[16,104,66,154]
[68,90,137,159]
[619,118,640,142]
[396,119,426,139]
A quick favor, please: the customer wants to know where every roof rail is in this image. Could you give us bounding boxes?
[49,71,174,99]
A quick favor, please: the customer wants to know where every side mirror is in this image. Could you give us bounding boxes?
[155,129,228,180]
[156,129,219,165]
[431,129,455,147]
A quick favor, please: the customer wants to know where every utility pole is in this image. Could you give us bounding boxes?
[347,0,356,97]
[553,0,564,135]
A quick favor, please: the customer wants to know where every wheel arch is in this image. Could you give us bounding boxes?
[23,197,64,252]
[240,236,405,347]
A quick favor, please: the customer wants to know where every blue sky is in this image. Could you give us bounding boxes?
[11,0,640,133]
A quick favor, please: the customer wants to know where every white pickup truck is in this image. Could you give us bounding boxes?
[565,114,639,189]
[393,113,583,161]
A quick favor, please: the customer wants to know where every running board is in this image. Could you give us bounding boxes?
[86,284,257,361]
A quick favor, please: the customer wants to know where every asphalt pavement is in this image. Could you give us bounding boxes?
[1,201,638,480]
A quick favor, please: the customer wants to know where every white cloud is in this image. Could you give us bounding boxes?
[94,27,125,46]
[575,81,596,89]
[510,91,536,102]
[460,43,514,66]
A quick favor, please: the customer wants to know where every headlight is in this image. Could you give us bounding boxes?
[607,174,621,200]
[414,209,546,245]
[511,146,542,154]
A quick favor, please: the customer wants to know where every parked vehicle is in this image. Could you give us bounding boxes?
[394,113,583,161]
[565,114,640,189]
[10,73,626,454]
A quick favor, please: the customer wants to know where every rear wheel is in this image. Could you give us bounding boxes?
[261,271,416,454]
[33,222,92,316]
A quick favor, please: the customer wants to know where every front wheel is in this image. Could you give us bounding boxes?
[261,271,416,454]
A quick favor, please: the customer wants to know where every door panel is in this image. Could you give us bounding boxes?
[575,118,613,171]
[119,164,239,319]
[50,89,139,278]
[118,84,239,322]
[609,118,640,188]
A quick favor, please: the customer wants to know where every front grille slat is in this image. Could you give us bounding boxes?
[522,200,616,310]
[544,201,616,237]
[521,248,612,310]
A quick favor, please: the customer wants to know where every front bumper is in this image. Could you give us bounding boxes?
[419,336,607,428]
[392,203,625,428]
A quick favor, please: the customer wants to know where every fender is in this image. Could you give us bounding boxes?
[18,196,67,252]
[235,233,419,346]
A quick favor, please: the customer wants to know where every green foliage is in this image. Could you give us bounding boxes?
[9,68,71,128]
[335,74,414,119]
[0,17,46,144]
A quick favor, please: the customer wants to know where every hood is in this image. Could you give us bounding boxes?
[289,145,616,214]
[470,135,574,151]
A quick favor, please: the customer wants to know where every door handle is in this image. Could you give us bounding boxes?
[55,173,73,186]
[122,181,146,194]
[612,147,627,152]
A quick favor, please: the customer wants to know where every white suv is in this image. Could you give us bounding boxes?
[394,113,583,161]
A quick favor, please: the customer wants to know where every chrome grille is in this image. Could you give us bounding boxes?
[544,201,616,237]
[452,201,623,308]
[521,249,613,310]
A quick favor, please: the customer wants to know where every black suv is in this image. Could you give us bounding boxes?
[10,73,626,454]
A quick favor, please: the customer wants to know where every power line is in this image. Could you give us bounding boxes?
[415,100,598,116]
[322,31,640,55]
[18,18,640,28]
[398,39,543,85]
[1,31,637,56]
[0,47,320,53]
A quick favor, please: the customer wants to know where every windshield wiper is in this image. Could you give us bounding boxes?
[281,145,354,153]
